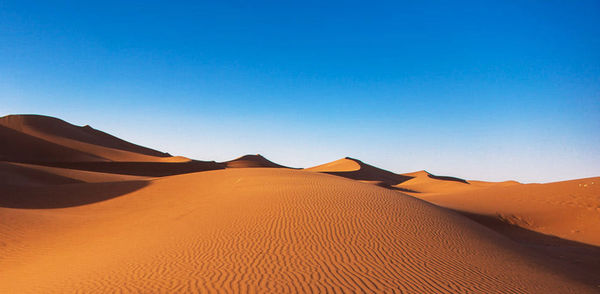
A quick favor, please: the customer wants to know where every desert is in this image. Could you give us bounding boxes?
[0,114,598,293]
[2,2,599,292]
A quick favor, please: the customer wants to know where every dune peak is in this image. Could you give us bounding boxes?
[222,154,290,168]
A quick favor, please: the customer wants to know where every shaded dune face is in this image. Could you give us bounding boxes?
[305,157,466,193]
[421,177,600,247]
[0,125,104,163]
[0,169,594,293]
[395,170,477,194]
[0,114,227,177]
[407,177,600,287]
[222,154,291,168]
[0,115,170,158]
[1,113,598,292]
[0,162,151,185]
[0,161,84,187]
[426,173,468,184]
[305,157,413,187]
[0,180,148,209]
[0,115,179,162]
[32,160,226,177]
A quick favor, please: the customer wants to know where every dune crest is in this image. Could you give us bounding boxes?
[1,114,598,292]
[222,154,290,168]
[306,157,470,192]
[0,114,177,162]
[305,157,412,189]
[1,169,595,293]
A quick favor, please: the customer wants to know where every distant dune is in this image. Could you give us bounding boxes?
[222,154,291,168]
[306,157,467,192]
[1,169,595,293]
[1,114,598,293]
[0,161,150,186]
[0,115,223,176]
[0,115,171,160]
[305,157,413,190]
[418,176,600,243]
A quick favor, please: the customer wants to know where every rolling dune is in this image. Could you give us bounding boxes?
[417,177,600,246]
[409,177,600,288]
[306,157,600,288]
[0,124,104,162]
[0,169,595,293]
[0,114,223,177]
[306,157,470,193]
[396,170,514,194]
[1,114,598,292]
[222,154,291,168]
[0,161,151,186]
[0,115,180,162]
[305,157,413,189]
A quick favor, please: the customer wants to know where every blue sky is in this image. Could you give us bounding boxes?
[1,1,599,182]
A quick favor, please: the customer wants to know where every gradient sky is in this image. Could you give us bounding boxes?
[1,1,599,183]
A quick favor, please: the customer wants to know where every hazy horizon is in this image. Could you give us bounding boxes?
[2,1,599,183]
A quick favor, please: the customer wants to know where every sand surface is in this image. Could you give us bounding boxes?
[222,154,291,168]
[1,168,596,293]
[0,114,180,162]
[1,115,598,293]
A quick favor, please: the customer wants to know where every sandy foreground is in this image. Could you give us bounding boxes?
[1,115,599,293]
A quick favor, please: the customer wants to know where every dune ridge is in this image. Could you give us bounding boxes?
[1,169,595,293]
[1,113,598,292]
[306,157,471,192]
[222,154,291,168]
[0,161,151,186]
[0,115,171,159]
[0,115,178,162]
[418,177,600,246]
[305,157,413,189]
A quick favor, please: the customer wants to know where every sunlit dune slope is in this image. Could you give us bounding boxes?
[305,157,413,189]
[306,157,471,192]
[222,154,290,168]
[396,170,513,194]
[418,177,600,247]
[0,114,181,162]
[0,169,594,293]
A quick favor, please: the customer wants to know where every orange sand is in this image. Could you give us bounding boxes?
[1,115,598,292]
[1,169,595,293]
[222,154,290,168]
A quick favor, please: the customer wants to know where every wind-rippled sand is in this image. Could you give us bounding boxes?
[1,169,594,293]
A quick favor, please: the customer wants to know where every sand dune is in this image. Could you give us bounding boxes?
[417,177,600,246]
[1,168,595,293]
[306,157,470,193]
[222,154,290,168]
[0,114,222,177]
[32,160,225,177]
[0,124,104,162]
[305,157,413,189]
[408,177,600,288]
[0,161,151,186]
[306,157,600,288]
[0,115,179,162]
[396,170,514,194]
[1,114,598,292]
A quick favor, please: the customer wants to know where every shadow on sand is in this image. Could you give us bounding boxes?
[26,160,226,177]
[321,157,414,186]
[0,180,149,209]
[455,210,600,288]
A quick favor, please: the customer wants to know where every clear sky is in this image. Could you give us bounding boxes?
[1,1,599,183]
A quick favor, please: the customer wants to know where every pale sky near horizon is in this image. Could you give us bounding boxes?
[2,1,599,183]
